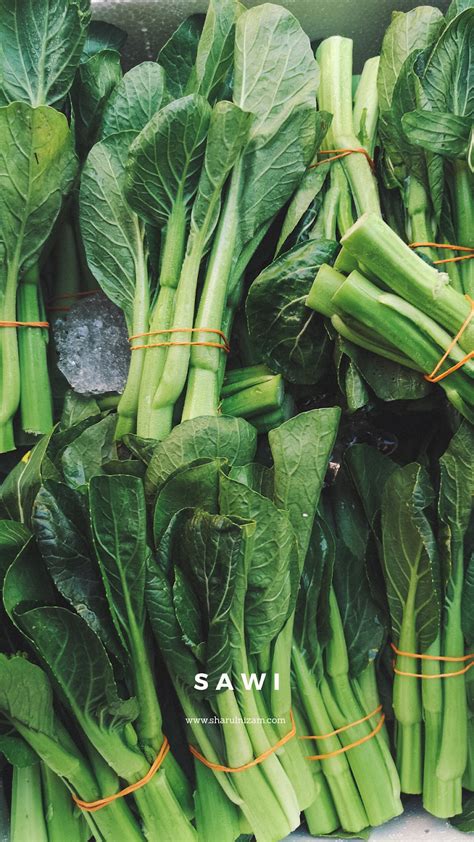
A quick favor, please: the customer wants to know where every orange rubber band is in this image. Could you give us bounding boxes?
[424,294,473,383]
[189,710,296,773]
[391,643,474,679]
[72,737,170,813]
[298,704,383,741]
[309,148,375,172]
[304,712,386,761]
[129,327,230,353]
[0,320,49,328]
[409,242,474,265]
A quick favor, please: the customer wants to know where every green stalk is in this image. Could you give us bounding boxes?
[392,573,423,794]
[421,634,446,816]
[291,643,368,833]
[116,220,150,438]
[452,159,474,297]
[0,775,8,842]
[404,177,437,262]
[221,365,274,397]
[17,263,52,435]
[42,763,87,842]
[333,314,423,370]
[14,721,145,842]
[341,213,474,352]
[11,764,48,842]
[194,760,241,842]
[355,662,390,749]
[0,263,20,452]
[316,37,381,216]
[216,688,295,842]
[333,162,354,235]
[182,165,241,422]
[250,399,292,435]
[325,590,403,825]
[464,669,474,791]
[292,706,339,835]
[353,56,380,158]
[221,375,284,420]
[136,199,187,437]
[435,546,467,817]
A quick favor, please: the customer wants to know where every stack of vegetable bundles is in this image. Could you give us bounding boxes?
[0,0,472,841]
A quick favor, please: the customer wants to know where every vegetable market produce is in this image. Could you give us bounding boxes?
[0,0,473,839]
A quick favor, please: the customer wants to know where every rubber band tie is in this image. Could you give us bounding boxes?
[391,643,474,679]
[409,242,474,265]
[424,294,473,384]
[309,148,375,172]
[0,320,49,328]
[300,705,385,761]
[129,327,230,353]
[189,710,296,772]
[72,737,170,812]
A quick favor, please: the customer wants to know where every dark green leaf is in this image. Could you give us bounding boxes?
[338,339,430,403]
[122,434,157,465]
[463,552,474,644]
[80,131,147,328]
[0,655,56,737]
[125,94,211,228]
[71,49,122,155]
[100,63,167,140]
[60,391,100,429]
[228,463,274,499]
[0,103,77,277]
[451,792,474,832]
[194,0,241,103]
[60,414,117,489]
[81,20,127,62]
[269,408,341,565]
[0,432,53,526]
[0,521,30,578]
[402,109,472,158]
[0,730,38,767]
[421,9,474,118]
[153,459,222,548]
[158,15,204,100]
[145,416,257,500]
[438,421,474,548]
[89,475,149,652]
[246,238,338,384]
[381,464,440,651]
[32,480,120,655]
[0,0,91,105]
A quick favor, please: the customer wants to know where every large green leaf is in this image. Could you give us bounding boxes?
[60,413,117,490]
[32,480,120,656]
[381,464,440,651]
[421,9,474,118]
[377,6,445,114]
[0,103,77,277]
[158,15,204,100]
[145,416,257,500]
[0,0,91,106]
[0,431,53,526]
[89,475,149,652]
[269,408,341,566]
[0,729,38,767]
[153,459,222,547]
[402,109,472,158]
[228,463,274,499]
[234,4,318,133]
[60,391,100,429]
[194,0,241,103]
[100,63,167,140]
[80,131,147,328]
[246,238,337,384]
[81,20,126,61]
[0,655,56,737]
[463,551,474,644]
[0,521,29,578]
[219,474,296,652]
[71,49,122,155]
[125,94,211,228]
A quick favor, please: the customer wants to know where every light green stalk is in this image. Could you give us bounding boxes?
[42,763,87,842]
[11,765,48,842]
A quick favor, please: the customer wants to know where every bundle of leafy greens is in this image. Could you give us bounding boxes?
[78,0,323,442]
[347,421,474,819]
[306,212,474,420]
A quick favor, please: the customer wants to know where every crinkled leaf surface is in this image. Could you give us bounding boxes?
[246,238,338,384]
[60,413,117,490]
[402,109,472,158]
[145,416,256,500]
[194,0,241,103]
[421,9,474,118]
[153,459,222,548]
[125,94,211,227]
[158,14,204,100]
[0,0,91,106]
[71,49,122,155]
[0,655,55,737]
[80,131,146,327]
[0,103,77,276]
[100,63,167,140]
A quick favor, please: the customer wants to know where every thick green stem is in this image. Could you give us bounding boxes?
[292,706,339,835]
[0,264,20,451]
[11,764,48,842]
[405,177,436,262]
[42,763,87,842]
[17,264,52,435]
[221,375,284,420]
[452,159,474,297]
[341,213,474,352]
[292,643,368,833]
[116,221,150,439]
[353,56,380,157]
[136,199,187,436]
[317,37,381,216]
[393,575,423,794]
